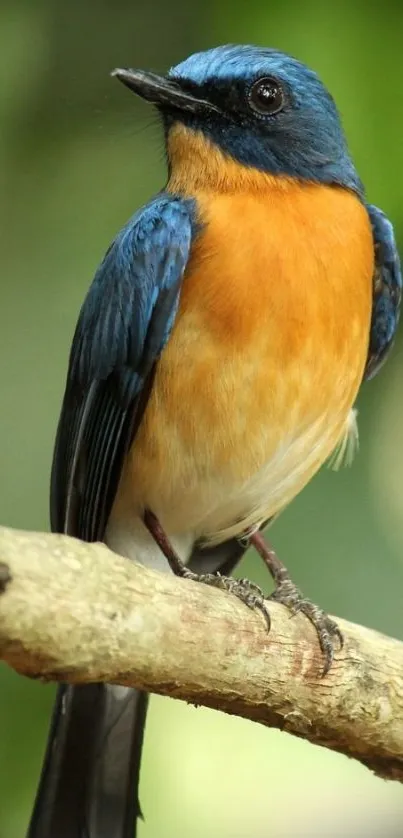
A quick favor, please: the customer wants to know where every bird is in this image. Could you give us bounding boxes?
[26,44,401,838]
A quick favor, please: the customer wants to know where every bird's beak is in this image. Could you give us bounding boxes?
[112,68,218,115]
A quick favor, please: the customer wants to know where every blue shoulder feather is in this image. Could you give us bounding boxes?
[364,204,401,380]
[50,194,196,540]
[70,195,195,393]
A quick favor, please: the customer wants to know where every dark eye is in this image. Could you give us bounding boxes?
[248,77,284,116]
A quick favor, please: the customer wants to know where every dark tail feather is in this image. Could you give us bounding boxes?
[27,683,149,838]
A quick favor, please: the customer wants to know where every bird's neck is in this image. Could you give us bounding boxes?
[166,123,295,196]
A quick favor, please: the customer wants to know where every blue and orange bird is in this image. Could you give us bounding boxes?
[27,45,401,838]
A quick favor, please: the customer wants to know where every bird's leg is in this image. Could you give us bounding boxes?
[248,530,343,675]
[143,509,271,629]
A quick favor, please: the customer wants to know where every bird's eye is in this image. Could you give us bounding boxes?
[248,77,284,116]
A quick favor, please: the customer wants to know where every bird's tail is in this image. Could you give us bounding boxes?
[26,683,149,838]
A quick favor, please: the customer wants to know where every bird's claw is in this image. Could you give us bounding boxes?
[184,570,271,630]
[269,578,343,676]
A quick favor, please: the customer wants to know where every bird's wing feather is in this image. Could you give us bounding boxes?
[364,203,401,381]
[50,194,196,541]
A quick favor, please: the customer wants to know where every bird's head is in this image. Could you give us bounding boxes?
[113,45,362,194]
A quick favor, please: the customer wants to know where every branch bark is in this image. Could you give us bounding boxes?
[0,525,402,782]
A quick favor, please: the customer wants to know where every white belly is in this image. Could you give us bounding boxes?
[106,409,357,568]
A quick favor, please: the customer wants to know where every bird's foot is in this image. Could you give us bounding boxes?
[182,569,271,630]
[143,509,270,628]
[144,508,342,675]
[268,575,343,675]
[248,530,343,676]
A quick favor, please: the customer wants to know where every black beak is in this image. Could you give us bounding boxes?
[112,68,218,115]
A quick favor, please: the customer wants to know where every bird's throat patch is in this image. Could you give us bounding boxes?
[166,123,291,195]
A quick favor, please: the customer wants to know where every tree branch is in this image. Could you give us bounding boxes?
[0,524,402,782]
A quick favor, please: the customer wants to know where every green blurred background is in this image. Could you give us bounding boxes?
[1,0,403,836]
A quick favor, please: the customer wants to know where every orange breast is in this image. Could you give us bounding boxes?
[120,169,374,542]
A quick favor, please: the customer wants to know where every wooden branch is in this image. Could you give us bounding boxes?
[0,525,402,783]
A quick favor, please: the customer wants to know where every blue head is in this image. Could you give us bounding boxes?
[113,45,362,193]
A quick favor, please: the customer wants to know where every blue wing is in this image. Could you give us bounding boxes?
[50,194,196,541]
[364,204,401,381]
